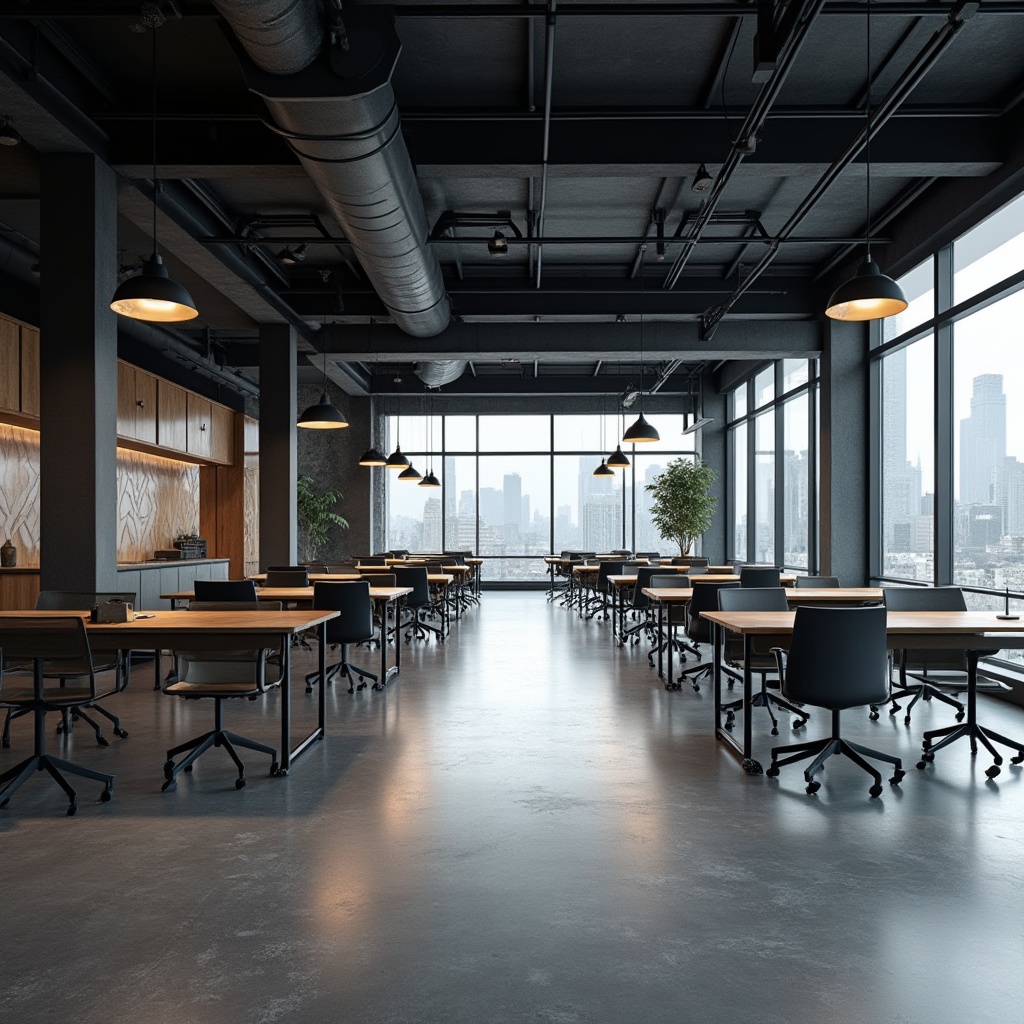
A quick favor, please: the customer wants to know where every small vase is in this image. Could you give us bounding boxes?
[0,538,16,568]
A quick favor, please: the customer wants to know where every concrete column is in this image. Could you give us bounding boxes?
[820,318,869,584]
[39,154,119,594]
[259,323,297,567]
[698,379,727,564]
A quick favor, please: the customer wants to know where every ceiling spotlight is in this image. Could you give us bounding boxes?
[0,117,22,147]
[691,164,713,193]
[276,243,307,266]
[488,230,509,256]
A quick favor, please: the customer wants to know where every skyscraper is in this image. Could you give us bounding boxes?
[503,473,522,534]
[960,373,1006,505]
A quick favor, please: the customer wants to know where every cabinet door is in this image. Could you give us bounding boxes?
[0,317,19,411]
[19,327,39,417]
[187,394,212,459]
[209,403,235,465]
[117,362,137,438]
[134,369,158,444]
[158,380,188,452]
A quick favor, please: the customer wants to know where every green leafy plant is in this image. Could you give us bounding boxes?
[645,457,717,555]
[296,475,349,561]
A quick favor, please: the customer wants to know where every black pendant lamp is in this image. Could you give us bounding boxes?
[298,336,348,429]
[825,0,908,323]
[386,378,410,468]
[623,252,660,444]
[593,459,615,478]
[419,396,442,487]
[110,27,198,323]
[607,409,631,468]
[398,463,422,482]
[359,444,387,467]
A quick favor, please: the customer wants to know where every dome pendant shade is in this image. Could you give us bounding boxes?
[110,254,199,322]
[398,463,422,481]
[359,446,387,467]
[606,445,631,469]
[385,445,411,470]
[297,392,348,429]
[623,411,660,443]
[825,258,909,321]
[593,459,615,478]
[418,469,441,488]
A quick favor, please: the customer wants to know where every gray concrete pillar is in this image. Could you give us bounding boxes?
[259,323,297,567]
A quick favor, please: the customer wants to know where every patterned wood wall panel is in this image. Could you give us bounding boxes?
[0,424,41,564]
[244,453,259,575]
[0,425,198,564]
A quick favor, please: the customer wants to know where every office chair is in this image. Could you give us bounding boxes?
[794,575,840,588]
[2,590,134,750]
[160,601,284,793]
[718,587,809,736]
[584,560,625,620]
[674,580,739,691]
[388,549,410,559]
[362,572,398,644]
[740,566,782,587]
[264,568,310,588]
[393,566,444,642]
[194,579,258,603]
[0,616,116,814]
[646,574,698,667]
[877,587,991,725]
[634,551,661,560]
[359,555,388,566]
[266,564,308,573]
[765,605,905,797]
[303,582,379,694]
[620,566,664,648]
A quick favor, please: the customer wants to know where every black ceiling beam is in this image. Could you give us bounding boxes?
[367,372,698,398]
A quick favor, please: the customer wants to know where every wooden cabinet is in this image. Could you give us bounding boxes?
[19,327,39,417]
[158,379,188,453]
[0,317,18,411]
[187,393,212,459]
[209,402,235,465]
[116,363,158,444]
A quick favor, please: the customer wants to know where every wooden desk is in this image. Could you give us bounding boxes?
[701,609,1024,776]
[249,572,360,583]
[0,608,338,775]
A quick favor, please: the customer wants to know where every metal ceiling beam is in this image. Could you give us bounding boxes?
[367,372,699,398]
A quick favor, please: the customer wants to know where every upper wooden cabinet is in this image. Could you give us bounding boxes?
[0,318,18,412]
[186,392,212,460]
[157,379,188,453]
[20,327,39,417]
[209,402,235,465]
[116,363,157,444]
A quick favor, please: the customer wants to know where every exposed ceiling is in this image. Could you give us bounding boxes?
[2,0,1023,399]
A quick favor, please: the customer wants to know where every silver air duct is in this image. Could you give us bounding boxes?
[415,360,467,388]
[215,1,450,338]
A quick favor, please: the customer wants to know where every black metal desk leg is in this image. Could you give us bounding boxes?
[656,603,664,678]
[665,604,678,691]
[742,634,762,774]
[277,636,292,775]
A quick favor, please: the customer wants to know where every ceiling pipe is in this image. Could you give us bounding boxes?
[700,1,977,340]
[533,0,558,290]
[216,0,451,338]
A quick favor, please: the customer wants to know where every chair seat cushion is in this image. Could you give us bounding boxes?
[163,681,266,699]
[1,685,97,707]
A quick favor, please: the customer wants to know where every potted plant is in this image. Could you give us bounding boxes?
[646,457,717,556]
[297,475,349,562]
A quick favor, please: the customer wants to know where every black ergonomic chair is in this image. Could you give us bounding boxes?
[160,601,283,793]
[674,580,739,691]
[739,566,782,587]
[359,555,388,566]
[620,566,663,647]
[718,587,809,735]
[585,560,625,620]
[193,579,258,602]
[877,586,993,725]
[765,605,905,797]
[303,582,379,694]
[264,568,310,588]
[266,564,308,573]
[393,566,444,642]
[0,616,116,814]
[634,551,661,560]
[2,590,134,750]
[647,574,698,667]
[794,575,840,588]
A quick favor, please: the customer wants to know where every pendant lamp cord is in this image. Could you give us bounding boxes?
[864,0,872,262]
[638,242,646,414]
[151,26,158,254]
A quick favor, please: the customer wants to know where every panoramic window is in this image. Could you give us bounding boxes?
[954,192,1024,307]
[881,259,934,344]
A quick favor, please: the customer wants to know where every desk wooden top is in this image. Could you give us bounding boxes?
[164,585,419,604]
[250,572,360,583]
[701,609,1024,636]
[614,571,795,584]
[638,585,882,603]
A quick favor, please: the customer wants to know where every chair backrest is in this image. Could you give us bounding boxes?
[634,551,660,560]
[361,571,397,588]
[194,579,257,603]
[35,590,136,610]
[594,560,625,591]
[630,565,664,609]
[388,549,410,559]
[175,601,282,688]
[324,561,357,573]
[312,581,376,644]
[442,553,467,566]
[883,586,969,672]
[739,566,782,588]
[794,575,840,588]
[266,564,307,573]
[265,568,310,587]
[392,566,430,605]
[0,616,97,698]
[359,555,388,566]
[718,587,789,661]
[686,581,739,642]
[610,549,632,557]
[648,574,681,589]
[684,565,708,577]
[783,605,889,709]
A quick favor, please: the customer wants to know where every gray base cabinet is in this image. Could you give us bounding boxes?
[115,559,229,610]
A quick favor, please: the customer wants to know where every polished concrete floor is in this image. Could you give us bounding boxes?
[3,592,1024,1023]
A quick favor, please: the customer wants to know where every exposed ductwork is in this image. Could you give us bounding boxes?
[414,359,467,388]
[214,0,450,338]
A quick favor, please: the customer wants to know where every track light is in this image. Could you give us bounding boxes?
[691,164,713,192]
[0,117,22,147]
[276,243,307,265]
[488,230,509,256]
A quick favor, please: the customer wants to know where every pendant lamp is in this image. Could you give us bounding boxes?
[298,330,348,429]
[386,376,410,468]
[623,252,660,443]
[419,396,441,487]
[607,444,631,469]
[593,459,615,478]
[398,463,422,482]
[359,444,387,467]
[110,28,198,323]
[825,0,908,323]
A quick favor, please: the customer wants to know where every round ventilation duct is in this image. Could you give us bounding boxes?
[414,360,467,388]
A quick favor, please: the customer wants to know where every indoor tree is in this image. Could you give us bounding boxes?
[645,457,717,556]
[296,475,349,562]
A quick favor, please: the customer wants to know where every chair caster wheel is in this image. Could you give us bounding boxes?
[986,765,1001,779]
[869,784,883,798]
[96,736,109,747]
[955,712,965,722]
[766,766,779,778]
[916,760,927,770]
[67,803,77,816]
[770,727,779,736]
[163,759,175,779]
[904,716,911,726]
[692,683,700,693]
[270,762,280,776]
[794,718,808,730]
[235,778,246,790]
[805,781,821,795]
[161,779,176,793]
[114,728,128,738]
[1011,754,1024,765]
[869,711,879,721]
[101,786,113,802]
[184,764,193,773]
[889,706,899,716]
[890,771,905,785]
